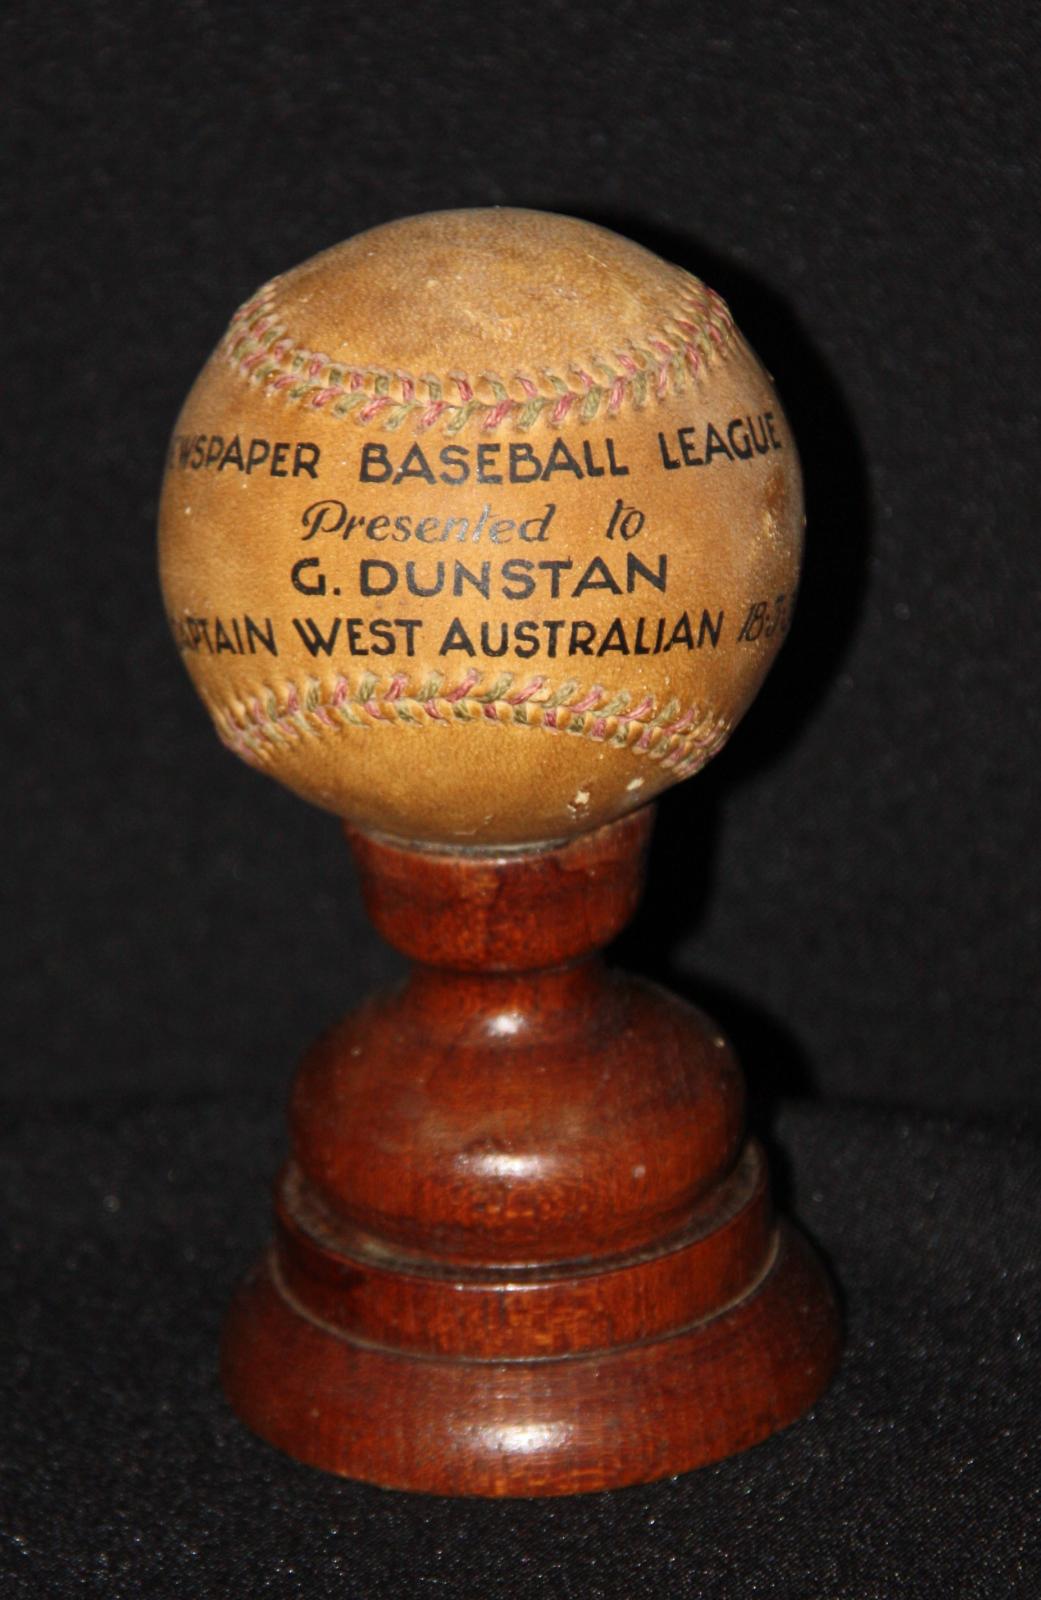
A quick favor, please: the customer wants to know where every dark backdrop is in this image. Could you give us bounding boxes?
[3,4,1040,1597]
[6,0,1037,1116]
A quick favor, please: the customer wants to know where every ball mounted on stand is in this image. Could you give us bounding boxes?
[158,208,840,1496]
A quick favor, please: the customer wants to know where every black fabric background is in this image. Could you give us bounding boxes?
[2,2,1039,1594]
[2,1100,1039,1598]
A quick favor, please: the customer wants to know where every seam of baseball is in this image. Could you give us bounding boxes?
[209,669,731,779]
[221,276,737,433]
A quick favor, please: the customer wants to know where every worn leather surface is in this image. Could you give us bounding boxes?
[159,211,802,844]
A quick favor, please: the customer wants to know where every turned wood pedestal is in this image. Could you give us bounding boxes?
[222,807,839,1496]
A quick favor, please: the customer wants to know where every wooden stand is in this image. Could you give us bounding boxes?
[222,808,839,1495]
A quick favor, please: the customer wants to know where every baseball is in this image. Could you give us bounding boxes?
[159,208,802,846]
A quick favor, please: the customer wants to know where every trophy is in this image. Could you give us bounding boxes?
[158,208,839,1495]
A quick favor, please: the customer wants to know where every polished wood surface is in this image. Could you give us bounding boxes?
[222,808,840,1495]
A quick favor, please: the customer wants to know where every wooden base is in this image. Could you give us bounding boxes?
[222,809,840,1496]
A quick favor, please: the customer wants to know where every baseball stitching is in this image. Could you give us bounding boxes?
[209,670,731,780]
[223,276,736,434]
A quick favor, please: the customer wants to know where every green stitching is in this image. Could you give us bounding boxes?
[223,272,736,433]
[209,671,731,789]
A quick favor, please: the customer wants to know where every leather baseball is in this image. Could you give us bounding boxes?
[159,208,802,846]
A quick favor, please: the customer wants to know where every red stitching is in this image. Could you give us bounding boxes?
[507,677,547,704]
[212,673,732,791]
[483,399,514,429]
[446,670,480,702]
[222,270,736,433]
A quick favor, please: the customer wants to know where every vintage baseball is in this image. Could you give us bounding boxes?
[159,208,801,845]
[159,209,838,1494]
